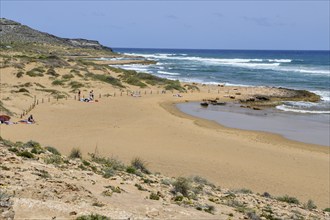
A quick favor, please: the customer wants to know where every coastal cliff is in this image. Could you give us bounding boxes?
[0,18,113,52]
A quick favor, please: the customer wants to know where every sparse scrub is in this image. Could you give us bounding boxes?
[324,208,330,212]
[35,88,68,99]
[262,192,271,198]
[33,169,51,179]
[134,183,146,191]
[16,71,24,78]
[86,72,124,88]
[89,153,125,171]
[17,150,34,159]
[62,73,74,79]
[102,190,113,197]
[149,192,160,200]
[126,166,136,174]
[69,148,82,159]
[234,188,253,194]
[45,146,61,155]
[184,84,200,91]
[69,81,84,89]
[0,165,10,171]
[16,88,29,93]
[173,177,191,197]
[104,185,122,193]
[26,67,45,77]
[34,82,46,88]
[52,79,66,86]
[102,167,116,178]
[46,67,60,77]
[304,199,317,210]
[23,140,41,148]
[131,157,150,174]
[277,195,300,204]
[44,154,63,165]
[247,211,261,220]
[76,213,110,220]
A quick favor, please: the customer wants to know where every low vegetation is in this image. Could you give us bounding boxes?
[0,137,327,219]
[69,148,82,159]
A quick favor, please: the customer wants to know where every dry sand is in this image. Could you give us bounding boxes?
[1,86,329,208]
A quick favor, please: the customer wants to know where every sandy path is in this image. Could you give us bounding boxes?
[1,92,329,208]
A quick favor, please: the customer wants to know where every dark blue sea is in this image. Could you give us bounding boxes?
[112,48,329,114]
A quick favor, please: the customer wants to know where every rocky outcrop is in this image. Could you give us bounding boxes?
[0,18,113,51]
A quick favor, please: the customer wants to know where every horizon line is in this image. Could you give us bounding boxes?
[112,47,330,52]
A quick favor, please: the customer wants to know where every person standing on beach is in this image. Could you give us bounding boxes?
[78,90,81,101]
[89,90,94,101]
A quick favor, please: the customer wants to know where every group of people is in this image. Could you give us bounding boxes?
[78,90,95,102]
[0,114,35,125]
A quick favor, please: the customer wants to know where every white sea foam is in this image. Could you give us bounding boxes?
[268,59,292,63]
[312,90,330,101]
[157,71,180,76]
[277,67,330,75]
[276,105,330,114]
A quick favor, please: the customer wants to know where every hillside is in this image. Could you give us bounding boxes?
[1,138,329,219]
[0,18,113,52]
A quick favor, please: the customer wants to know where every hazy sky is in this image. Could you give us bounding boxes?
[1,1,329,50]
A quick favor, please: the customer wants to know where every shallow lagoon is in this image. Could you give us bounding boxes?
[177,102,330,146]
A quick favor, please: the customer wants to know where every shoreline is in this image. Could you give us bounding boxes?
[176,101,330,147]
[160,99,329,154]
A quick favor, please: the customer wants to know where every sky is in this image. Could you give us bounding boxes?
[1,1,329,50]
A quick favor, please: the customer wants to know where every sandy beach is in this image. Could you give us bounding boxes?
[1,86,329,208]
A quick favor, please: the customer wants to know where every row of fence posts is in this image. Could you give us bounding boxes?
[20,88,226,118]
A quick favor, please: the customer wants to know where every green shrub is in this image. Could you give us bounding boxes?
[31,147,44,154]
[17,151,34,159]
[102,167,116,178]
[89,154,125,171]
[324,208,330,212]
[17,88,29,93]
[52,79,66,86]
[44,154,63,165]
[0,165,10,171]
[126,166,136,174]
[86,72,124,88]
[82,160,90,166]
[277,195,300,204]
[23,140,41,148]
[76,213,110,220]
[45,146,61,155]
[131,157,150,174]
[69,81,84,89]
[69,148,82,159]
[173,177,191,197]
[304,199,317,210]
[104,185,122,193]
[149,192,160,200]
[102,190,113,197]
[234,188,253,194]
[205,204,215,214]
[16,71,24,78]
[134,183,146,191]
[62,73,74,79]
[26,67,45,77]
[46,68,59,77]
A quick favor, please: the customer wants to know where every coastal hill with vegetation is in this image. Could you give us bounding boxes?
[1,138,329,219]
[1,18,329,219]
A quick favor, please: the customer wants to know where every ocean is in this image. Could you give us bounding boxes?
[112,48,330,114]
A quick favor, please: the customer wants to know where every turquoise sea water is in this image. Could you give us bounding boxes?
[112,48,329,114]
